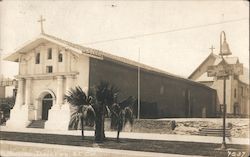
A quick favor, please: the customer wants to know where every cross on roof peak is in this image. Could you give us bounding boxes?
[38,15,46,34]
[209,45,215,53]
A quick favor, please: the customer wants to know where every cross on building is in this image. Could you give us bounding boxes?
[38,16,46,34]
[209,45,215,53]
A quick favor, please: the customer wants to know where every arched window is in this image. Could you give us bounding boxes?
[58,53,63,62]
[35,53,40,64]
[47,48,52,59]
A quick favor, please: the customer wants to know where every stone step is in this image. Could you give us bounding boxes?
[27,120,46,128]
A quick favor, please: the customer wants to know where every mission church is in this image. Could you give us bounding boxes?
[5,17,219,130]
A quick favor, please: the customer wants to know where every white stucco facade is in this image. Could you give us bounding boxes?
[5,35,91,130]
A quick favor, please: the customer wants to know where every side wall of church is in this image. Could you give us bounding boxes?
[74,55,90,93]
[89,58,217,118]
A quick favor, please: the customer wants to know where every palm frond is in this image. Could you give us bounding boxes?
[109,102,134,131]
[68,112,81,130]
[105,106,111,117]
[124,107,133,126]
[120,96,136,109]
[65,86,96,130]
[84,105,96,127]
[96,81,119,106]
[64,86,88,107]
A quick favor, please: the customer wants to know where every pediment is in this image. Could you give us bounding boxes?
[5,33,102,62]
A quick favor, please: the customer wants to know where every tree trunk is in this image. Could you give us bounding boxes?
[94,104,106,143]
[117,130,120,141]
[101,106,105,140]
[81,117,84,140]
[95,109,104,142]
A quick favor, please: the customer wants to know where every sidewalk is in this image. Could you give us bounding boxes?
[1,126,249,145]
[1,140,204,157]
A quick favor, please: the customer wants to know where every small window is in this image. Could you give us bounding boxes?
[35,53,40,64]
[241,87,244,96]
[46,66,53,73]
[234,88,237,98]
[58,53,63,62]
[47,48,52,59]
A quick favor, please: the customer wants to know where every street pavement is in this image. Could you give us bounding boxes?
[0,126,249,145]
[1,126,249,157]
[0,140,205,157]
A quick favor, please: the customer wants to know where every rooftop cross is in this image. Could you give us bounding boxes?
[209,45,215,53]
[38,15,46,34]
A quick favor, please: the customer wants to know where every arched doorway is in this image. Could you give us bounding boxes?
[42,93,53,120]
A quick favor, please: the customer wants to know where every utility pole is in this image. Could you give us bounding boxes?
[137,48,140,120]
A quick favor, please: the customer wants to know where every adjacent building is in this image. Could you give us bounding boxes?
[189,52,249,117]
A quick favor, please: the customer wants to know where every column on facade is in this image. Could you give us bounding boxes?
[63,75,75,110]
[64,50,67,72]
[24,77,32,109]
[66,51,71,72]
[15,78,25,109]
[54,48,58,72]
[55,75,64,109]
[65,75,74,92]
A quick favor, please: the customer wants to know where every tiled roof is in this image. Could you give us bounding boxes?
[42,33,219,88]
[43,33,103,58]
[42,33,187,80]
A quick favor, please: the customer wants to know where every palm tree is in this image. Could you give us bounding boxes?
[110,96,134,141]
[94,81,119,142]
[64,86,95,140]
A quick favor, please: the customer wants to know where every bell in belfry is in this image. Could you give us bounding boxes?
[219,31,232,56]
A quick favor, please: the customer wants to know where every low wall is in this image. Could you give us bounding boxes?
[104,119,175,133]
[86,118,249,138]
[171,118,249,138]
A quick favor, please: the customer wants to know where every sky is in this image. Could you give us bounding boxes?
[0,0,249,78]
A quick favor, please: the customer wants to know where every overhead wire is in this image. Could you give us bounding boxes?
[0,17,248,55]
[83,17,248,45]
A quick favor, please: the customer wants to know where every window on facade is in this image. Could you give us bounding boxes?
[35,53,40,64]
[241,87,244,96]
[47,48,52,59]
[234,88,237,98]
[58,53,63,62]
[46,66,53,73]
